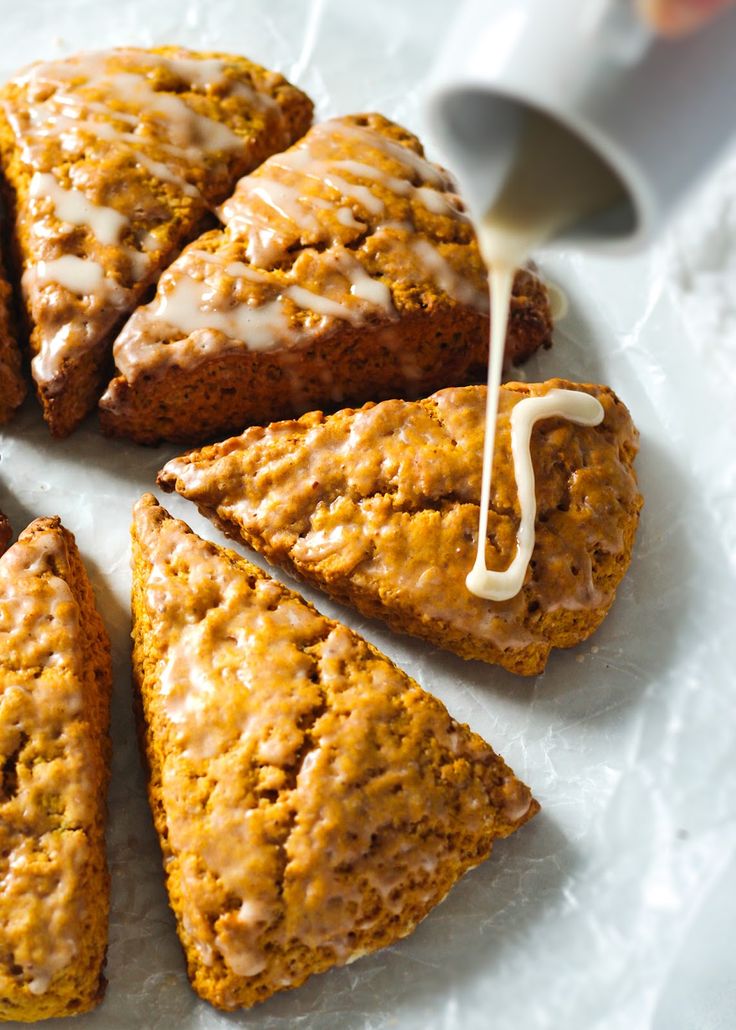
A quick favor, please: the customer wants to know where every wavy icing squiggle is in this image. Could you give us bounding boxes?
[467,380,604,602]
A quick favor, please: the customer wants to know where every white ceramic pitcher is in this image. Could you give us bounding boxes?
[425,0,736,251]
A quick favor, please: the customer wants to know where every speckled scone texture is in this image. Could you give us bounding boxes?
[0,245,25,425]
[131,495,538,1010]
[0,517,112,1021]
[159,379,642,676]
[0,46,313,436]
[100,114,552,444]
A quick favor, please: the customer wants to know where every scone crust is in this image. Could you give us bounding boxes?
[131,495,538,1010]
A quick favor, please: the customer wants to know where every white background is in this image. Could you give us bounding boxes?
[1,2,735,1028]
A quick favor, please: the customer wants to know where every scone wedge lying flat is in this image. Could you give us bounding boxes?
[131,495,538,1010]
[100,114,552,444]
[0,46,313,436]
[0,516,112,1021]
[159,379,643,676]
[0,245,25,425]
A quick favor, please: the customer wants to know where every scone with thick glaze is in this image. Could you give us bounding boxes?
[0,46,313,436]
[159,379,643,675]
[131,495,538,1010]
[100,114,552,444]
[0,516,112,1021]
[0,245,25,425]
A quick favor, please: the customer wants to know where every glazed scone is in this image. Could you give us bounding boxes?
[100,114,552,444]
[159,379,643,676]
[0,516,112,1021]
[131,495,538,1010]
[0,46,313,437]
[0,244,25,425]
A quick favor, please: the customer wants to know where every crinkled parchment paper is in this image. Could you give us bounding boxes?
[1,2,734,1028]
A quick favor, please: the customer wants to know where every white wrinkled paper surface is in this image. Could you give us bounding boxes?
[1,2,735,1027]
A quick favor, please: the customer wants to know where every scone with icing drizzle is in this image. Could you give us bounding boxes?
[100,114,552,444]
[159,379,643,676]
[0,244,25,424]
[131,495,538,1010]
[0,516,112,1020]
[0,46,313,437]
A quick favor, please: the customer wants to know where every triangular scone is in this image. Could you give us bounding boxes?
[100,114,552,444]
[0,245,25,424]
[131,495,538,1011]
[0,516,112,1021]
[159,379,643,676]
[0,47,313,437]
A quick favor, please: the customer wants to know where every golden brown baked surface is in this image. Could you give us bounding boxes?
[131,495,538,1010]
[0,244,25,425]
[0,516,112,1021]
[159,379,642,676]
[0,46,313,437]
[100,114,552,444]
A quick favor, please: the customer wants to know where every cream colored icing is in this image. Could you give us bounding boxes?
[150,273,289,351]
[1,835,83,996]
[29,172,128,245]
[466,108,623,603]
[334,121,446,185]
[220,116,464,242]
[0,526,79,665]
[111,245,396,375]
[285,284,360,323]
[3,48,266,325]
[302,163,385,215]
[467,385,604,601]
[336,206,365,229]
[15,51,246,157]
[29,255,107,296]
[410,238,482,306]
[345,261,393,310]
[106,116,482,384]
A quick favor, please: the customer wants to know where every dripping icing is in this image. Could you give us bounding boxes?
[466,108,624,602]
[466,386,604,601]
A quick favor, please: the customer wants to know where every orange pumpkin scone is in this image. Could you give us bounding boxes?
[0,245,25,425]
[0,517,112,1021]
[100,114,552,444]
[159,380,643,676]
[131,495,538,1010]
[0,47,313,437]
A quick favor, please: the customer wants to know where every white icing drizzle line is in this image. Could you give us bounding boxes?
[5,50,258,216]
[149,273,289,351]
[31,256,108,296]
[467,300,604,600]
[224,118,467,244]
[17,52,246,154]
[29,172,128,245]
